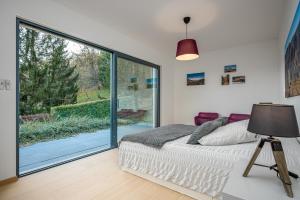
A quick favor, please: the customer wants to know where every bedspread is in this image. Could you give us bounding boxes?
[119,136,300,198]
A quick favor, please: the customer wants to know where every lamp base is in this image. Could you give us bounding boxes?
[243,137,298,198]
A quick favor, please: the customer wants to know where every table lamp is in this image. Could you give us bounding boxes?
[243,104,299,198]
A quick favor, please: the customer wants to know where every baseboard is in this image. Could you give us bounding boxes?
[0,176,18,187]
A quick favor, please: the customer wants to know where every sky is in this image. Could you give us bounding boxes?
[187,72,205,79]
[66,39,83,54]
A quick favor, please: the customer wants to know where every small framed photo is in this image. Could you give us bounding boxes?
[130,77,137,83]
[146,78,157,89]
[224,64,237,73]
[232,76,245,84]
[221,74,230,85]
[187,72,205,86]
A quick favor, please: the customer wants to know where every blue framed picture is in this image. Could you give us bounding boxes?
[187,72,205,86]
[285,2,300,97]
[224,64,237,73]
[130,77,137,83]
[146,78,157,89]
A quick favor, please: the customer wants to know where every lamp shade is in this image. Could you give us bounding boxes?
[247,104,299,137]
[176,39,199,61]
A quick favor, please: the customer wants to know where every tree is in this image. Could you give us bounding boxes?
[72,47,111,100]
[72,46,101,89]
[19,26,79,115]
[98,51,111,89]
[19,27,48,115]
[43,36,79,111]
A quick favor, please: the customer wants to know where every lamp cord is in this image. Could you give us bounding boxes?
[186,23,188,39]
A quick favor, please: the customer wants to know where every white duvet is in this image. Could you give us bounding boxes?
[119,136,300,198]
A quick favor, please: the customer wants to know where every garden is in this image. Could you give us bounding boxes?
[18,26,124,146]
[19,25,153,147]
[19,97,134,146]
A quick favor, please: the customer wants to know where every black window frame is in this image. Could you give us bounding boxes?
[16,17,160,177]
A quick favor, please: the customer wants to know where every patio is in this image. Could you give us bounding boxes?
[19,124,152,174]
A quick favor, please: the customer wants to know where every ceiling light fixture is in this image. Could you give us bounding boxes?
[176,17,199,61]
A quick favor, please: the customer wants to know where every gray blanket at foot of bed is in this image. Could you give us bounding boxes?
[119,124,197,148]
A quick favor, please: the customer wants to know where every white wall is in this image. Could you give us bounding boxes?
[173,40,281,124]
[279,0,300,127]
[0,0,174,180]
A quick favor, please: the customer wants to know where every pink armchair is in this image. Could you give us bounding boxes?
[227,113,250,123]
[194,112,219,126]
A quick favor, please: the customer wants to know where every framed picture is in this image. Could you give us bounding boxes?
[222,74,230,85]
[224,64,237,73]
[285,3,300,97]
[128,77,139,90]
[130,77,137,83]
[187,72,205,86]
[146,78,157,89]
[128,84,138,91]
[232,76,245,84]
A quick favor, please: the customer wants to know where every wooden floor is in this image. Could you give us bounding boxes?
[0,149,193,200]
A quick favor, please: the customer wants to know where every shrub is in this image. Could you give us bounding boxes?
[51,99,110,119]
[19,116,133,146]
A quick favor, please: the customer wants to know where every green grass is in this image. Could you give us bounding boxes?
[19,116,133,146]
[77,89,110,103]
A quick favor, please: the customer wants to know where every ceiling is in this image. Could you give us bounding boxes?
[52,0,285,56]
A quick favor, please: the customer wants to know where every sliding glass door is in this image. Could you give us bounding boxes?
[116,57,159,140]
[17,19,160,176]
[18,23,113,175]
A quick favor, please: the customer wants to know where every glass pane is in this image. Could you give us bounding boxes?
[18,24,112,174]
[117,57,158,141]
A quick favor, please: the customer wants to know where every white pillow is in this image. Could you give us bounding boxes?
[199,120,258,146]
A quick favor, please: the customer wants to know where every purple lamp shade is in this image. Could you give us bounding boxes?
[176,39,199,61]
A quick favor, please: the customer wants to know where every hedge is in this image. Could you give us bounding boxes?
[51,99,110,119]
[19,116,133,146]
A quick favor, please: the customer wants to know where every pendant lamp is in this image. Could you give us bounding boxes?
[176,17,199,61]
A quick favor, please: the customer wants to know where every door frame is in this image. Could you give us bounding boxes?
[16,17,160,177]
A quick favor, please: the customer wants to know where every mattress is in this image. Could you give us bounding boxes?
[119,136,300,198]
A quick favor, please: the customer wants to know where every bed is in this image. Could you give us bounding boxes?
[119,135,300,200]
